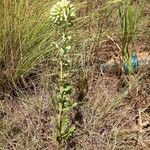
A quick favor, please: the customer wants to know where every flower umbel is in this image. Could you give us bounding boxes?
[50,0,75,26]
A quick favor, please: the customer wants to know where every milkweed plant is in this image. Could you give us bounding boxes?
[50,0,77,147]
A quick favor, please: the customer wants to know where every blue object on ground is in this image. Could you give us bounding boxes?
[124,53,139,74]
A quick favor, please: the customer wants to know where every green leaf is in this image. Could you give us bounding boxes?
[63,102,78,112]
[60,115,69,134]
[61,125,76,140]
[60,83,72,97]
[64,85,72,94]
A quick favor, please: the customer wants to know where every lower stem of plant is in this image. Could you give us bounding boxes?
[57,60,63,146]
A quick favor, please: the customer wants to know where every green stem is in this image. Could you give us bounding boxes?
[60,60,63,81]
[57,59,63,147]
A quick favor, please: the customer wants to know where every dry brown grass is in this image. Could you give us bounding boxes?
[73,68,150,150]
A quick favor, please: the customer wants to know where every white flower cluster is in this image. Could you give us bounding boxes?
[50,0,75,26]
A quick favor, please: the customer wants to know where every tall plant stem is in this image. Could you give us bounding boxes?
[58,60,63,143]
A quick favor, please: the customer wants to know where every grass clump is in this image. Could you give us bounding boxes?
[0,0,56,85]
[118,0,142,74]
